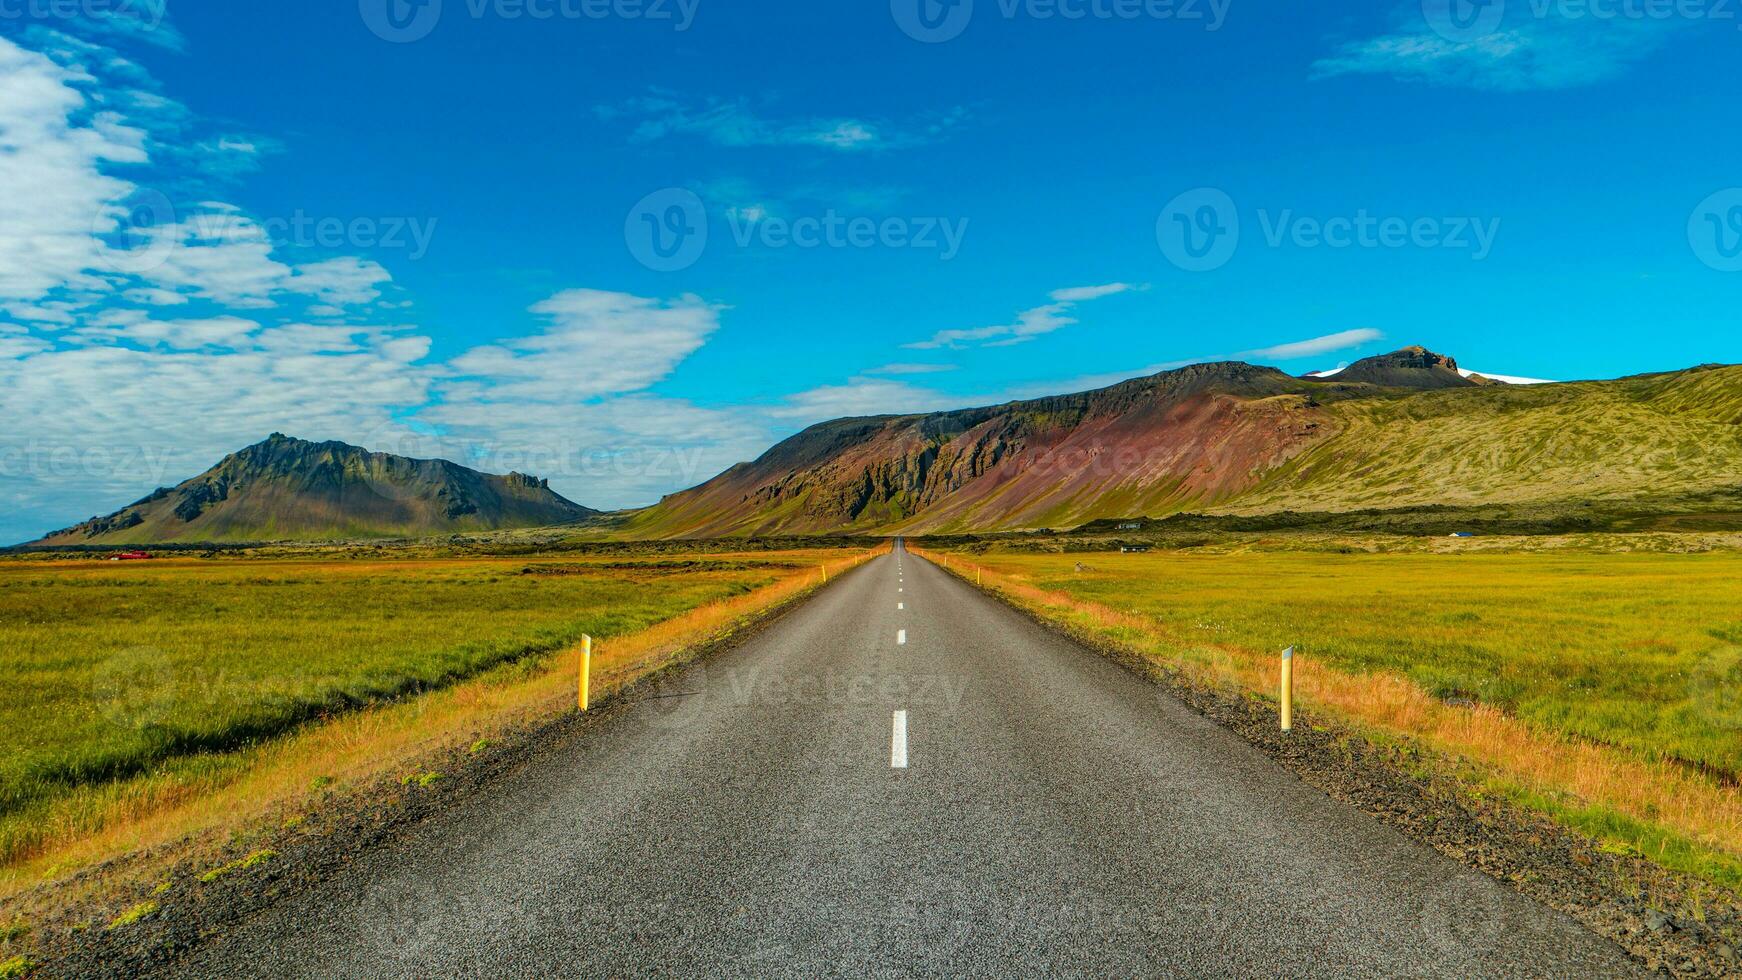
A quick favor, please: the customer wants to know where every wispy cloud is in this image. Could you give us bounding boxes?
[1312,6,1689,91]
[1244,328,1384,361]
[864,362,957,376]
[904,283,1139,351]
[769,378,967,422]
[597,93,965,152]
[999,328,1387,399]
[24,3,186,52]
[698,176,912,226]
[447,289,722,402]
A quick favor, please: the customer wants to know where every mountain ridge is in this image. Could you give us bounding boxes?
[33,434,598,545]
[622,349,1742,538]
[31,349,1742,544]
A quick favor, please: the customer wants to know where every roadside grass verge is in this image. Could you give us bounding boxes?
[913,546,1742,890]
[0,550,876,899]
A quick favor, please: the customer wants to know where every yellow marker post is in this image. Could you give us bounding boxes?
[976,566,982,586]
[579,634,592,711]
[821,563,828,583]
[1280,646,1295,732]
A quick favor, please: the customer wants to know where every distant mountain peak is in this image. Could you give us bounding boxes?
[33,435,598,545]
[1307,345,1476,389]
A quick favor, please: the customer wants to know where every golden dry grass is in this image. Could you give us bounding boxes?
[913,546,1742,886]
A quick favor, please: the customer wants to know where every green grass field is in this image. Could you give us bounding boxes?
[978,549,1742,775]
[0,556,780,829]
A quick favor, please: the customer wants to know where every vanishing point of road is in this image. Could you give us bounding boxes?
[170,542,1640,978]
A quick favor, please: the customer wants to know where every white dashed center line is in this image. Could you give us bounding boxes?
[891,710,908,769]
[898,602,904,610]
[897,629,907,645]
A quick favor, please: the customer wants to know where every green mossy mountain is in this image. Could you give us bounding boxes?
[35,434,598,544]
[622,349,1742,538]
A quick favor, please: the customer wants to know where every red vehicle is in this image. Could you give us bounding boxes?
[112,551,154,561]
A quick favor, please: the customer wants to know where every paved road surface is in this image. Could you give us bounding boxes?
[172,543,1640,978]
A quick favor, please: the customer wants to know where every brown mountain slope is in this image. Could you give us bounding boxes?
[623,352,1742,538]
[34,434,599,544]
[623,362,1353,537]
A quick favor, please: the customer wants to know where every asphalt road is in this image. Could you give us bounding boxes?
[171,542,1641,978]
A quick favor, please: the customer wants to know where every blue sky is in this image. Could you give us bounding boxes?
[1,0,1738,542]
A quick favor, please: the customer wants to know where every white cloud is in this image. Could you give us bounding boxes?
[905,282,1136,350]
[414,395,771,511]
[1049,283,1134,303]
[864,362,957,375]
[74,314,260,350]
[447,289,722,402]
[192,134,281,177]
[287,256,393,307]
[1244,328,1384,362]
[41,5,186,52]
[599,93,963,152]
[120,287,189,306]
[998,328,1388,399]
[770,378,966,423]
[1312,11,1686,91]
[0,35,397,317]
[0,36,147,303]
